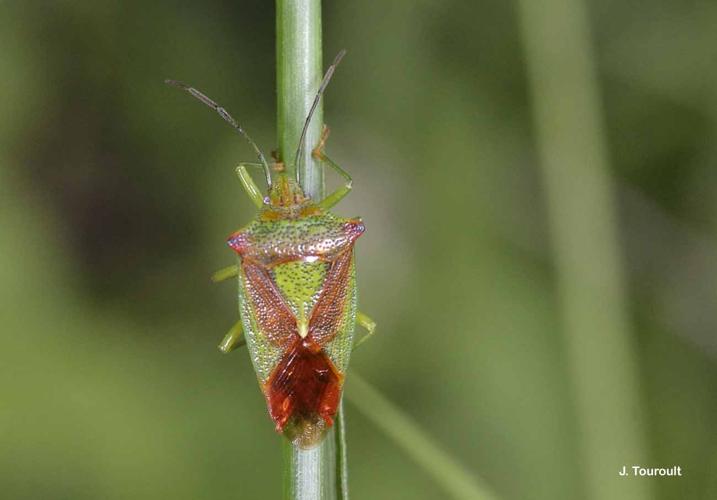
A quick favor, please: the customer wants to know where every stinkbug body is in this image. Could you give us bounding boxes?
[167,51,375,448]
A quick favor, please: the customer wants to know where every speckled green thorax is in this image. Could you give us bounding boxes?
[230,212,358,267]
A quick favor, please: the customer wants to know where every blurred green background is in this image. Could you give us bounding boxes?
[2,1,716,499]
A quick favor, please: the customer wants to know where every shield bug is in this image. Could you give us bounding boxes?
[166,51,376,448]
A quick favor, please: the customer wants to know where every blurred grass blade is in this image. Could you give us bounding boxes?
[346,374,499,500]
[515,0,652,499]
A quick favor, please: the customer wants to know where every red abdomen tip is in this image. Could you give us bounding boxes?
[266,339,342,434]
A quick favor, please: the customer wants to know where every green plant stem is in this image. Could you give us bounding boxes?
[276,0,323,195]
[333,400,349,499]
[277,1,343,499]
[516,1,650,499]
[283,436,337,500]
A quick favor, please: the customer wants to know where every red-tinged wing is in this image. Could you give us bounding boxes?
[242,261,297,350]
[307,249,353,347]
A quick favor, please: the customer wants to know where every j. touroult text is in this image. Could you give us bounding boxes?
[619,465,682,477]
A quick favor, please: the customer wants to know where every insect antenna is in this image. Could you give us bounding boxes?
[293,49,347,182]
[165,79,272,187]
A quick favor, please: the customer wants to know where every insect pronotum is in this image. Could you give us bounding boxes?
[167,51,376,448]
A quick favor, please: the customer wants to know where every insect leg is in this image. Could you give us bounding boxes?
[236,163,266,208]
[353,311,377,350]
[312,126,353,210]
[219,319,246,353]
[211,264,238,283]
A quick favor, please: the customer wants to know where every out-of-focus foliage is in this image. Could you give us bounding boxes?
[1,1,716,499]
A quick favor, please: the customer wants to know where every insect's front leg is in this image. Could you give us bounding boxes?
[219,319,246,353]
[312,125,353,210]
[353,311,377,350]
[235,163,267,208]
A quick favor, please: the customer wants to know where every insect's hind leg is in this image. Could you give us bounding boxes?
[353,311,376,350]
[211,264,238,283]
[236,163,267,208]
[313,126,353,210]
[219,319,246,353]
